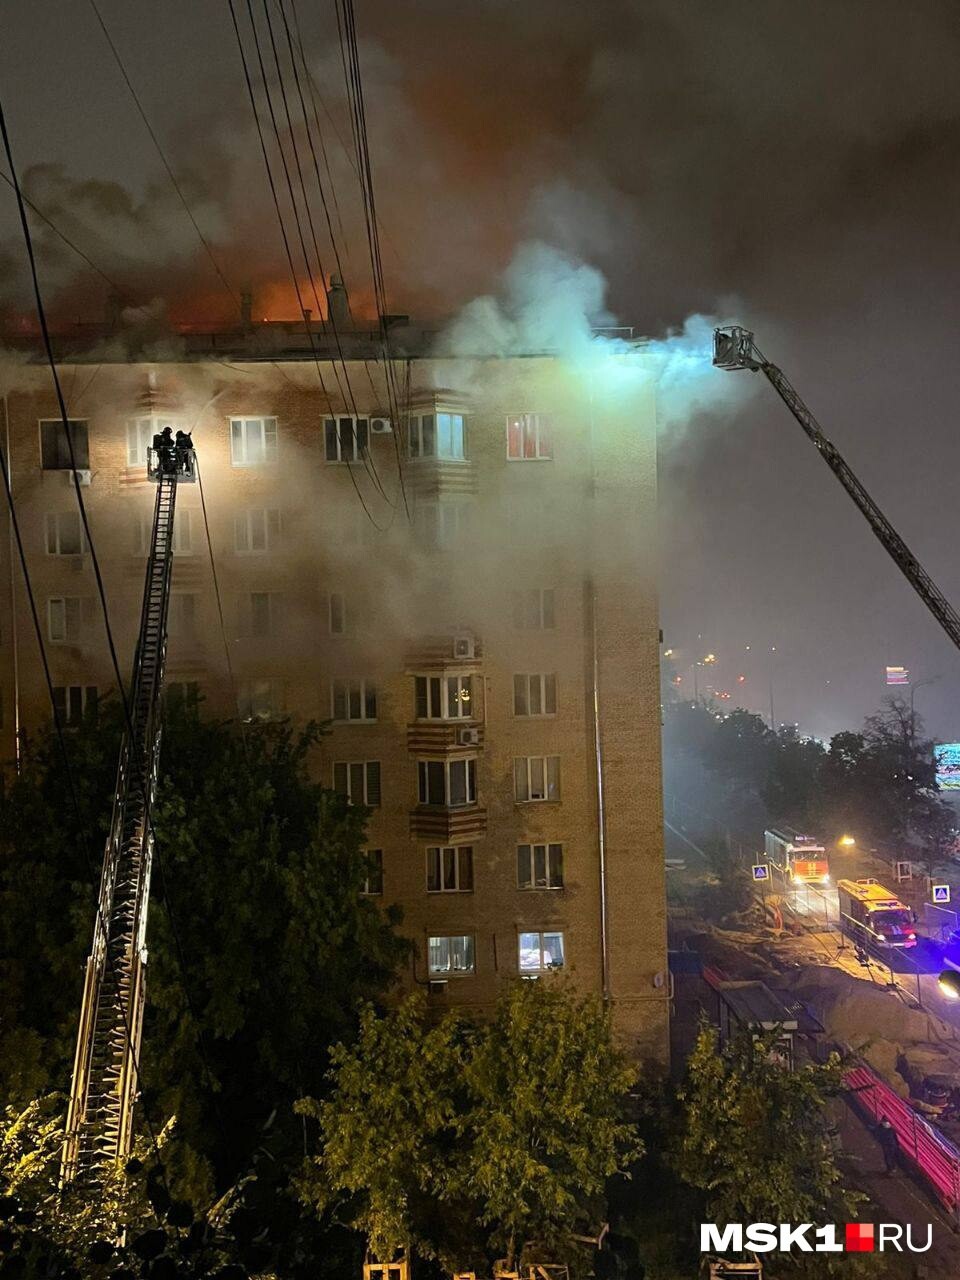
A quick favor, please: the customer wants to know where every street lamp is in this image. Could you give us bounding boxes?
[838,834,856,848]
[938,970,960,999]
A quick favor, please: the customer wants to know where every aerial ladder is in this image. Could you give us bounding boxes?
[60,442,195,1188]
[713,326,960,655]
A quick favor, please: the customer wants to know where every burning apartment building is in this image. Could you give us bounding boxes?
[0,295,669,1062]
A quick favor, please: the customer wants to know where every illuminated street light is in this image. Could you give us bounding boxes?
[838,835,856,848]
[703,653,717,664]
[664,648,674,658]
[938,971,960,999]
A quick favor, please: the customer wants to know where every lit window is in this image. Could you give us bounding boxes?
[513,673,557,717]
[408,412,466,460]
[329,592,346,635]
[418,758,477,807]
[506,414,552,461]
[324,416,369,462]
[234,509,281,553]
[52,685,98,727]
[45,512,85,556]
[40,420,89,470]
[517,844,564,890]
[238,679,284,722]
[47,596,86,643]
[414,674,473,720]
[361,850,383,896]
[426,846,474,893]
[512,588,555,630]
[331,678,378,722]
[428,934,475,974]
[514,756,561,802]
[126,417,177,467]
[333,760,381,807]
[518,930,565,973]
[230,417,278,466]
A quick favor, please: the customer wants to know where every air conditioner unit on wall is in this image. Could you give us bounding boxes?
[453,633,475,660]
[77,470,91,486]
[458,726,480,747]
[370,417,392,434]
[427,979,448,996]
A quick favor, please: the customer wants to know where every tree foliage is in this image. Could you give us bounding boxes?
[0,702,410,1234]
[673,1026,868,1276]
[299,981,641,1273]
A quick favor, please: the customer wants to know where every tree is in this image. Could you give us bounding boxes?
[672,1026,867,1276]
[763,727,825,826]
[0,701,410,1257]
[299,981,641,1273]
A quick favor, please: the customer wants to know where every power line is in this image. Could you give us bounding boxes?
[87,0,241,313]
[0,168,127,296]
[0,91,232,1180]
[226,0,388,529]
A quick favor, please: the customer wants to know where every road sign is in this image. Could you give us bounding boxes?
[752,863,770,882]
[933,884,951,905]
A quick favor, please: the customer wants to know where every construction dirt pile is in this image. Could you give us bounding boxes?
[785,965,960,1098]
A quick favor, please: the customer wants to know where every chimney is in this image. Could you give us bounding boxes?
[326,275,350,331]
[240,288,253,328]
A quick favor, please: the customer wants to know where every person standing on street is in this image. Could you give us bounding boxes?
[876,1116,899,1174]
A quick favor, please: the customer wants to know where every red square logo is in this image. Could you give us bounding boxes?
[846,1223,874,1252]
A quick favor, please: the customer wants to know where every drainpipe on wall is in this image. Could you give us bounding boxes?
[587,373,611,1002]
[2,393,21,771]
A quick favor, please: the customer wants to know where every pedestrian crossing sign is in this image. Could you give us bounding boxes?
[933,884,951,904]
[752,863,769,882]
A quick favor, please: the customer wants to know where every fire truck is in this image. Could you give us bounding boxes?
[763,826,830,886]
[837,878,918,950]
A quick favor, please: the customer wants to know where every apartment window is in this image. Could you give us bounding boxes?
[414,674,473,720]
[507,413,552,461]
[428,934,475,975]
[426,846,474,893]
[45,512,84,556]
[230,417,278,466]
[517,843,564,890]
[513,673,557,716]
[234,508,281,553]
[238,679,284,722]
[514,756,561,802]
[417,758,477,807]
[126,417,177,467]
[237,592,281,638]
[53,685,97,726]
[135,509,192,556]
[166,681,200,713]
[413,501,472,550]
[47,596,87,643]
[328,592,346,635]
[519,930,565,972]
[408,412,465,460]
[168,593,197,639]
[513,588,555,630]
[361,850,383,897]
[333,761,381,807]
[40,420,89,470]
[331,678,377,721]
[324,416,369,462]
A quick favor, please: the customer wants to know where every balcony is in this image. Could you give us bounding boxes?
[409,804,488,842]
[406,721,484,753]
[404,635,483,673]
[406,457,477,499]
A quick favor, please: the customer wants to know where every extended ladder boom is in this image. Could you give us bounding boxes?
[61,446,195,1187]
[713,327,960,654]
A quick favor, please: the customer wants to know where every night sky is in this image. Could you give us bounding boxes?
[2,1,960,742]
